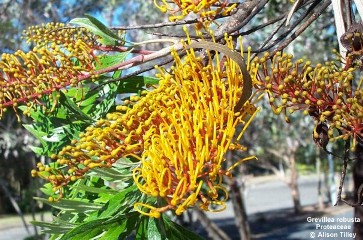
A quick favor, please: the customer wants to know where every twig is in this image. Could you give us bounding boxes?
[214,0,264,40]
[250,17,286,59]
[335,139,351,205]
[341,183,363,207]
[145,7,281,40]
[253,0,325,54]
[238,14,286,36]
[144,31,205,40]
[286,0,303,26]
[80,40,183,81]
[251,0,313,57]
[271,0,331,55]
[94,55,176,89]
[253,0,330,55]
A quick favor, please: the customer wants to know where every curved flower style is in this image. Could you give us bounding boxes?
[255,52,363,150]
[154,0,236,22]
[133,42,257,217]
[0,23,99,118]
[34,35,258,217]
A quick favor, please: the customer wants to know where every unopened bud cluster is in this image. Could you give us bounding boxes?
[255,51,363,150]
[0,23,99,118]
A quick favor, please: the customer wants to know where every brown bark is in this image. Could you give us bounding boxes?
[225,151,251,240]
[353,143,363,239]
[266,137,303,214]
[195,209,231,240]
[316,148,325,210]
[229,177,251,240]
[288,153,303,214]
[0,193,4,214]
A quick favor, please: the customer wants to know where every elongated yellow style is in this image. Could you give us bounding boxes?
[133,35,257,217]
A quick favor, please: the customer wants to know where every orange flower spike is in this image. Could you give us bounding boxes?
[0,23,100,118]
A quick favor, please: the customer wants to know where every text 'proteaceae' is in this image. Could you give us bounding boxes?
[34,35,258,217]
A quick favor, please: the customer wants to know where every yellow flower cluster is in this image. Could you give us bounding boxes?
[33,88,169,198]
[133,39,257,217]
[0,23,98,118]
[154,0,236,21]
[255,52,363,150]
[34,35,258,217]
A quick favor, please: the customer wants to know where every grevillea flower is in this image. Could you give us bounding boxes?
[33,86,178,198]
[255,52,363,150]
[34,34,258,217]
[0,23,100,119]
[133,39,257,217]
[154,0,236,22]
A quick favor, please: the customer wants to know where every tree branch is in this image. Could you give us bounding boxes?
[254,0,331,54]
[215,0,267,40]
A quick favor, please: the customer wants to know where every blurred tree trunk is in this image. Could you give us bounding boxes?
[226,151,251,240]
[266,137,302,214]
[195,209,230,240]
[316,148,325,210]
[288,138,302,214]
[353,143,363,239]
[288,152,302,214]
[0,193,5,214]
[229,177,250,240]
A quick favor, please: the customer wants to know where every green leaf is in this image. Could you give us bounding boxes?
[84,81,120,120]
[59,212,140,240]
[113,69,122,79]
[96,185,138,219]
[70,15,122,45]
[19,106,45,122]
[31,221,74,234]
[89,166,132,181]
[136,217,149,240]
[164,216,205,240]
[59,218,115,240]
[23,124,47,145]
[40,183,58,197]
[98,222,126,240]
[95,51,131,71]
[118,76,159,94]
[78,92,98,108]
[59,91,94,122]
[41,126,66,142]
[73,184,117,195]
[29,146,44,155]
[34,197,102,211]
[118,213,140,239]
[148,217,166,240]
